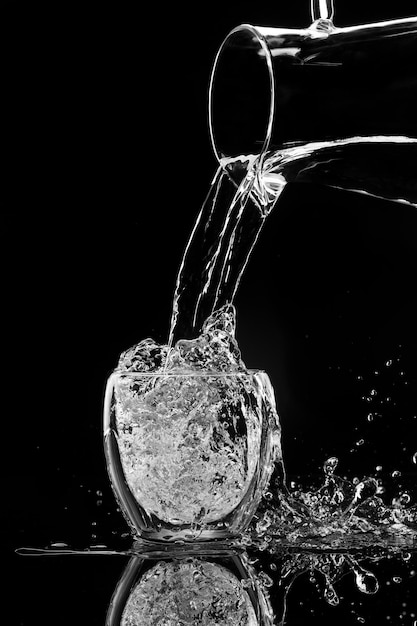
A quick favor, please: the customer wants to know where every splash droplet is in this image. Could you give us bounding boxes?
[353,478,378,505]
[354,568,379,595]
[399,493,411,506]
[324,581,339,606]
[258,571,273,588]
[323,457,338,475]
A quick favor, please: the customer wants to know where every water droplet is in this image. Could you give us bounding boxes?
[399,493,411,506]
[270,563,277,571]
[367,413,374,422]
[354,569,379,594]
[323,457,338,475]
[402,552,411,562]
[96,499,103,506]
[324,581,339,606]
[356,439,365,446]
[351,478,378,507]
[370,389,377,396]
[386,360,393,367]
[393,576,402,584]
[357,375,363,381]
[357,618,365,624]
[96,490,103,497]
[374,370,380,376]
[49,542,69,548]
[392,470,401,479]
[376,465,383,472]
[413,452,417,465]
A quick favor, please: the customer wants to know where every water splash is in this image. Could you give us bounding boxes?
[247,457,417,552]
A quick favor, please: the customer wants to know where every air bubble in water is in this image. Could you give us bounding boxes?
[258,572,273,588]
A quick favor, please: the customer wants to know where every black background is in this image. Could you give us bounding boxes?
[3,0,417,624]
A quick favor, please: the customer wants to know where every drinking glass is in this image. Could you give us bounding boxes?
[103,369,281,541]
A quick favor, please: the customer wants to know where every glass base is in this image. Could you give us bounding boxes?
[136,526,240,543]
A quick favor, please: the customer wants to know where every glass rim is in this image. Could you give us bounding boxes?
[208,23,275,162]
[110,368,267,378]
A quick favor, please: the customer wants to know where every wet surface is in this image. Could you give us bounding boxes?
[15,539,417,625]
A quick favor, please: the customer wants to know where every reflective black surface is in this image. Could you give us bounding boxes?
[15,540,417,624]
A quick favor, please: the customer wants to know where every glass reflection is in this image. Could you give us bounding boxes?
[16,538,416,624]
[106,542,273,625]
[102,539,416,625]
